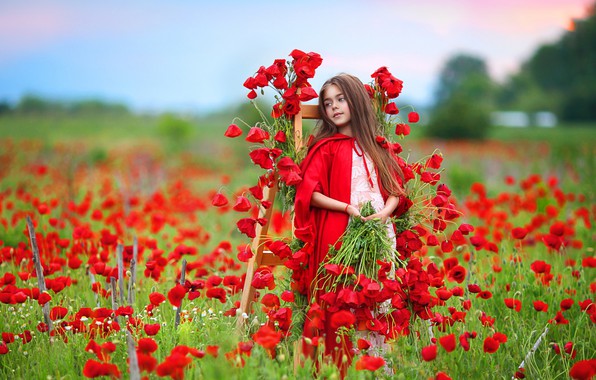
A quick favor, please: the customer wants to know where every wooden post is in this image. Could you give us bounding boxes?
[88,269,101,308]
[127,259,136,305]
[126,329,141,380]
[26,216,53,332]
[127,237,138,304]
[174,259,187,329]
[117,244,125,305]
[110,277,119,325]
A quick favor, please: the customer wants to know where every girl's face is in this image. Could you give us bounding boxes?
[323,84,352,135]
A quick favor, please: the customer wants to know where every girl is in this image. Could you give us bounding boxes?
[294,73,405,375]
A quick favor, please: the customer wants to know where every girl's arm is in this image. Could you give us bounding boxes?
[363,195,399,223]
[311,191,361,218]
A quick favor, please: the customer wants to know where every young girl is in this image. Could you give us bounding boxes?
[294,73,405,375]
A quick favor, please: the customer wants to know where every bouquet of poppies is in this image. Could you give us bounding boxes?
[230,49,323,210]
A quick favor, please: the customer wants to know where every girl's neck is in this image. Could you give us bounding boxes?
[338,125,353,137]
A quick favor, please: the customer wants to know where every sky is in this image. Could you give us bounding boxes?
[0,0,592,113]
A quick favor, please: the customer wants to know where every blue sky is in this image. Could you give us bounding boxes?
[0,0,591,113]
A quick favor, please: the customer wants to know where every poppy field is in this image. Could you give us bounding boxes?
[0,121,593,380]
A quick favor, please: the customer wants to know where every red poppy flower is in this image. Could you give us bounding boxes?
[251,270,275,290]
[249,148,274,169]
[384,102,399,115]
[421,344,437,361]
[38,291,52,306]
[274,130,286,142]
[493,332,507,343]
[447,265,467,283]
[232,196,252,212]
[50,306,68,320]
[435,372,453,380]
[550,311,570,325]
[330,310,356,329]
[511,227,528,240]
[224,124,242,138]
[408,111,420,123]
[426,154,443,169]
[477,291,492,300]
[245,127,270,143]
[211,193,229,207]
[237,245,253,262]
[144,323,161,336]
[298,87,318,101]
[252,324,282,357]
[504,298,522,312]
[355,355,386,371]
[137,338,158,354]
[137,353,157,373]
[533,300,549,312]
[530,260,551,274]
[357,339,371,350]
[236,218,257,238]
[149,292,166,306]
[82,359,121,378]
[206,288,227,303]
[167,284,187,308]
[439,334,456,352]
[0,342,7,355]
[206,345,219,358]
[436,288,453,301]
[569,358,596,380]
[261,293,280,309]
[280,290,295,303]
[395,123,410,136]
[483,336,500,353]
[560,298,574,311]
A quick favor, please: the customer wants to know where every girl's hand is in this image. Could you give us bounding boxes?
[345,204,363,219]
[363,208,392,223]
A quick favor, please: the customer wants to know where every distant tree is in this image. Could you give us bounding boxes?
[157,113,193,150]
[434,54,492,106]
[16,95,65,114]
[427,53,494,140]
[0,101,11,115]
[498,4,596,122]
[70,99,129,115]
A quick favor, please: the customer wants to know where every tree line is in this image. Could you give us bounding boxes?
[428,3,595,139]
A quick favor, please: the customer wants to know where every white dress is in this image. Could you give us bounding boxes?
[350,142,396,244]
[350,141,395,358]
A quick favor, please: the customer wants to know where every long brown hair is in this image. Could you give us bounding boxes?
[311,73,404,196]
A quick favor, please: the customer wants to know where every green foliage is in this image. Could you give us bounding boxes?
[434,54,492,105]
[427,54,494,140]
[498,5,596,122]
[426,94,492,140]
[157,112,194,149]
[14,94,129,116]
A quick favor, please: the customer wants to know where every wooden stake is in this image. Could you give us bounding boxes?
[127,259,136,305]
[117,244,125,305]
[126,329,141,380]
[110,277,119,325]
[88,269,101,308]
[127,237,138,304]
[174,259,187,329]
[512,325,549,380]
[26,216,53,332]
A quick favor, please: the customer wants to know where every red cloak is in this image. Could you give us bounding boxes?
[293,134,358,375]
[294,134,354,300]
